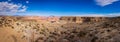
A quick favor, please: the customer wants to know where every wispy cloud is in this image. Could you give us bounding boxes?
[0,2,27,15]
[95,0,119,6]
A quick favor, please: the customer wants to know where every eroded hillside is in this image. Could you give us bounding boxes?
[0,16,120,42]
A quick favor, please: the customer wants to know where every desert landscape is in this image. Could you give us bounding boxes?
[0,16,119,42]
[0,0,120,42]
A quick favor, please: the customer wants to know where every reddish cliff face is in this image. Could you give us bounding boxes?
[18,16,60,23]
[60,16,109,23]
[47,16,59,22]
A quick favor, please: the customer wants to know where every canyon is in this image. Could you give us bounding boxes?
[0,16,120,42]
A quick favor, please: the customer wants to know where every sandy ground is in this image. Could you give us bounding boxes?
[0,27,27,42]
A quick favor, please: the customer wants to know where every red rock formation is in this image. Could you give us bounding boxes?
[19,16,60,23]
[47,16,59,22]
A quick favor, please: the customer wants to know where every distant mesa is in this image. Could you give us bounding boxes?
[60,16,111,23]
[20,16,59,23]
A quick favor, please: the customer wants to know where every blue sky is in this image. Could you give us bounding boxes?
[0,0,120,16]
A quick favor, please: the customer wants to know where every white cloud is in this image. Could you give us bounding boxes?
[8,0,11,2]
[26,1,29,4]
[18,6,27,12]
[0,2,27,15]
[95,0,119,6]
